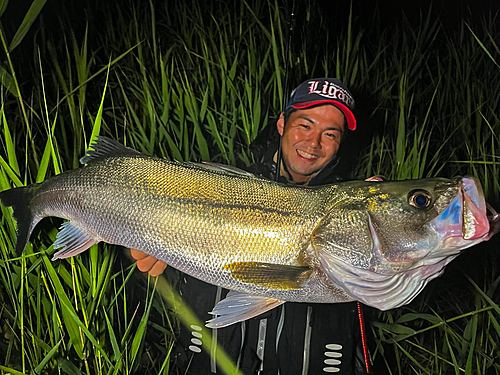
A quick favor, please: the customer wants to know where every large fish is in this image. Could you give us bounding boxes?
[0,137,498,327]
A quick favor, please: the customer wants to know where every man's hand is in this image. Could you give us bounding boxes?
[130,249,167,276]
[365,175,385,182]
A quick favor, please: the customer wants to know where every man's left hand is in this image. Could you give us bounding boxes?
[130,249,167,276]
[365,175,385,182]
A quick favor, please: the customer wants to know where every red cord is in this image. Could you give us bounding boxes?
[357,301,372,373]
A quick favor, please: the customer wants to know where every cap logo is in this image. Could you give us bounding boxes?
[307,80,354,108]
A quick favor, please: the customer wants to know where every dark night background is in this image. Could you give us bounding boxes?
[4,0,500,151]
[4,0,500,48]
[1,0,500,373]
[5,0,500,28]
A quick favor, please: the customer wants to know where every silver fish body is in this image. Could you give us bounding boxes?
[1,137,497,327]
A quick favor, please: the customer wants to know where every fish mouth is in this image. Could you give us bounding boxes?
[431,177,491,251]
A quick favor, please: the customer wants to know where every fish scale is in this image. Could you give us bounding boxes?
[0,136,497,327]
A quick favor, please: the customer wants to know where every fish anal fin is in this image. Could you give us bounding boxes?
[80,136,141,165]
[52,221,99,260]
[223,262,312,290]
[206,290,284,328]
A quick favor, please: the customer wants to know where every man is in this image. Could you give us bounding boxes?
[132,78,374,374]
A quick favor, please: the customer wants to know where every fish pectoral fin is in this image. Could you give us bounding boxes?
[52,222,99,260]
[206,290,285,328]
[223,262,312,290]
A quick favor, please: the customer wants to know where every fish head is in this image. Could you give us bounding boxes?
[367,176,491,271]
[314,177,498,310]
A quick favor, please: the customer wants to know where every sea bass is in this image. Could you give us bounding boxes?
[0,137,498,327]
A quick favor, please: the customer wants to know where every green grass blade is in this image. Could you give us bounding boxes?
[129,278,156,369]
[88,69,110,147]
[0,154,23,187]
[8,0,48,52]
[103,308,121,362]
[0,65,17,96]
[2,110,19,176]
[41,253,85,359]
[0,365,26,375]
[35,138,54,183]
[466,23,500,69]
[33,339,62,373]
[0,0,8,17]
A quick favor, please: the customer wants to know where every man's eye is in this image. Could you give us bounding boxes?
[300,124,310,129]
[325,132,337,139]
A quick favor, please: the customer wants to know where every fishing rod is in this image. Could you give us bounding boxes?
[275,0,295,182]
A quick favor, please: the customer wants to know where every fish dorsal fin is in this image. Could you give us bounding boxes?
[80,136,141,165]
[183,161,257,178]
[206,290,284,328]
[223,261,313,290]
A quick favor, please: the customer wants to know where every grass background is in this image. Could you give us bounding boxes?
[0,0,499,373]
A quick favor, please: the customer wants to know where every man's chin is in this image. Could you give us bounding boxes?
[289,166,320,181]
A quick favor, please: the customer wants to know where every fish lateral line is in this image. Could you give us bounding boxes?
[169,198,305,218]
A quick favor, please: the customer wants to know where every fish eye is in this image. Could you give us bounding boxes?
[408,190,432,209]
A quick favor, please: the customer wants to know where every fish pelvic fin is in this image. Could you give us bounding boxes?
[0,186,40,256]
[223,262,313,290]
[206,290,285,328]
[52,222,99,260]
[80,136,141,165]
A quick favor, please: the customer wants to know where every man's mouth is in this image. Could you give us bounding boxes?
[296,149,318,160]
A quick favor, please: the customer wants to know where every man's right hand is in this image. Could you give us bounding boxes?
[130,249,167,276]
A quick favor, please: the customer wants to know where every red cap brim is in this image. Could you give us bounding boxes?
[291,100,357,130]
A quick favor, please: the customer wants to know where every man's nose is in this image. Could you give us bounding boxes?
[305,131,321,148]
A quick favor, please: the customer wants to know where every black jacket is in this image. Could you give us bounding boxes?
[172,126,372,375]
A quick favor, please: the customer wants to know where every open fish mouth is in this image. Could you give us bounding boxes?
[431,177,490,252]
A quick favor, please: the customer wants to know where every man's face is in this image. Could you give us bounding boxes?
[277,105,345,183]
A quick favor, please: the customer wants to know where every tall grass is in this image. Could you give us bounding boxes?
[0,0,499,373]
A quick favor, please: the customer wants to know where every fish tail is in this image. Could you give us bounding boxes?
[0,186,38,256]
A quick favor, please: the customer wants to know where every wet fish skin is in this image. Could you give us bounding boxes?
[0,137,497,327]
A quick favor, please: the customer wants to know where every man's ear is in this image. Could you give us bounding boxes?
[277,112,285,136]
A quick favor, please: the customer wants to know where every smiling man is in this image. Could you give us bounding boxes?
[132,78,373,374]
[278,105,345,182]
